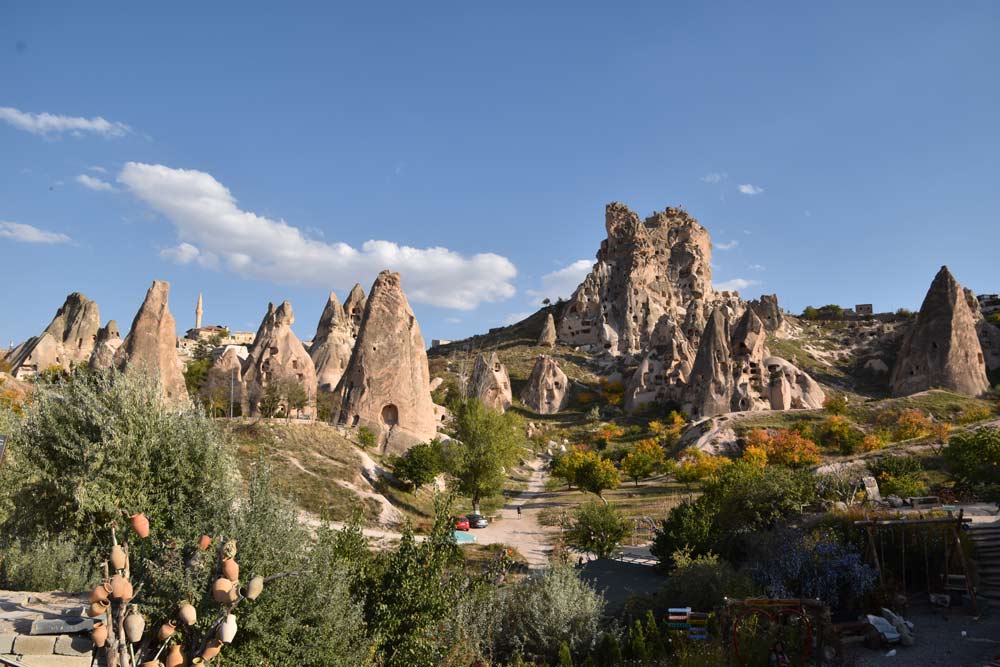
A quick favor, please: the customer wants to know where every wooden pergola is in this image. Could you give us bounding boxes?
[854,509,978,616]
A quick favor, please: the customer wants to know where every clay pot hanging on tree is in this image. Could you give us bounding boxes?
[124,605,146,643]
[110,544,127,570]
[89,581,112,604]
[91,621,108,647]
[243,575,264,601]
[157,620,176,642]
[198,535,212,550]
[218,614,238,644]
[110,574,133,601]
[130,513,150,538]
[87,599,110,618]
[164,644,184,667]
[140,661,162,667]
[221,558,239,582]
[211,577,234,604]
[177,601,197,626]
[200,639,222,661]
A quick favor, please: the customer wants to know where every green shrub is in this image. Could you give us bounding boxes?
[391,440,443,491]
[869,456,927,498]
[823,395,850,416]
[566,501,631,559]
[659,547,758,611]
[357,426,377,448]
[0,535,93,591]
[945,427,1000,501]
[815,415,864,454]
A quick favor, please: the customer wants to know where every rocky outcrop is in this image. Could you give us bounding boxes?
[764,357,825,410]
[558,203,713,355]
[966,288,1000,378]
[730,309,769,412]
[624,315,693,412]
[242,301,317,418]
[520,355,570,414]
[890,267,989,397]
[683,309,732,419]
[538,313,557,347]
[114,281,188,401]
[88,320,122,370]
[748,294,784,334]
[468,352,513,412]
[205,345,246,413]
[310,292,354,392]
[6,292,101,377]
[343,283,367,341]
[332,271,438,454]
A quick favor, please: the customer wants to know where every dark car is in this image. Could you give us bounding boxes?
[454,515,470,531]
[468,513,489,529]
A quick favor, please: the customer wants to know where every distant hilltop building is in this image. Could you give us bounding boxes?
[979,293,1000,317]
[430,339,451,348]
[181,294,254,349]
[855,303,874,316]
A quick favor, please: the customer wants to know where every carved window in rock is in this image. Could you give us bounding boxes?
[381,404,399,427]
[292,360,298,369]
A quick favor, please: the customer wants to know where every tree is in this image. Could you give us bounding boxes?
[626,620,646,664]
[621,439,666,486]
[280,376,309,421]
[574,452,620,501]
[392,441,442,491]
[551,448,590,489]
[440,399,524,513]
[946,427,1000,502]
[558,641,573,667]
[357,426,376,448]
[256,382,282,418]
[566,501,630,559]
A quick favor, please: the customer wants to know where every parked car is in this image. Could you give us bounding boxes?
[468,513,489,529]
[454,516,470,531]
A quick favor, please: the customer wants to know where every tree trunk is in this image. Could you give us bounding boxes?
[473,493,480,514]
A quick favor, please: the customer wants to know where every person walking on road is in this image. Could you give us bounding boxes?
[517,505,522,519]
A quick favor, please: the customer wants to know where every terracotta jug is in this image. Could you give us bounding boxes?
[164,644,185,667]
[157,619,176,641]
[198,535,212,550]
[218,614,237,644]
[87,599,110,618]
[177,601,197,626]
[141,661,162,667]
[124,605,146,643]
[243,575,264,601]
[91,621,108,647]
[211,577,233,604]
[130,513,150,538]
[110,544,127,570]
[221,558,239,582]
[200,639,222,661]
[89,581,112,603]
[110,573,133,601]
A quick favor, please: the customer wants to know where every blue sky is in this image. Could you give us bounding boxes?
[2,1,998,347]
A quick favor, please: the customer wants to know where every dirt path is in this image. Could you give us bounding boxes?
[470,457,561,569]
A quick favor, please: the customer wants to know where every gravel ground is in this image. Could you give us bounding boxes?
[843,602,1000,666]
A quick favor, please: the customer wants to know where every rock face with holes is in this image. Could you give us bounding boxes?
[557,202,713,355]
[520,355,570,414]
[242,301,317,418]
[6,292,102,378]
[624,314,694,412]
[332,271,438,454]
[342,283,367,340]
[729,308,770,412]
[468,352,513,412]
[88,320,122,370]
[748,293,785,334]
[966,287,1000,378]
[890,266,990,397]
[310,291,355,392]
[683,308,732,419]
[538,313,557,347]
[764,356,825,410]
[114,281,188,401]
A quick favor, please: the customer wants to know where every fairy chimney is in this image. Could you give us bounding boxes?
[468,352,513,412]
[520,355,570,414]
[114,281,188,401]
[310,292,355,392]
[242,301,318,418]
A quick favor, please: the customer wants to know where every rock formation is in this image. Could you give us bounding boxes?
[538,313,557,347]
[468,352,513,412]
[729,309,769,412]
[114,281,188,401]
[624,315,694,412]
[205,345,246,414]
[89,320,122,370]
[558,203,713,355]
[748,294,785,334]
[342,283,367,341]
[683,309,732,419]
[310,292,354,392]
[242,301,317,418]
[520,355,570,414]
[332,271,438,454]
[6,292,101,377]
[764,357,826,410]
[890,267,989,397]
[965,288,1000,379]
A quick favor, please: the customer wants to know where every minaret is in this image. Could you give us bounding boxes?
[195,293,203,329]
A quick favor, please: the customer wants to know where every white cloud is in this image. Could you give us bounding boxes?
[715,240,738,250]
[715,277,760,292]
[76,173,115,192]
[748,264,766,271]
[0,221,71,244]
[526,259,592,303]
[0,106,131,138]
[88,166,108,173]
[118,162,517,310]
[738,184,764,196]
[700,172,727,184]
[160,242,220,269]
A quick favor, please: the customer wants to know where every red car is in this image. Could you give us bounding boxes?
[454,516,470,531]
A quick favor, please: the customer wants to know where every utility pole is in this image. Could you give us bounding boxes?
[229,368,235,419]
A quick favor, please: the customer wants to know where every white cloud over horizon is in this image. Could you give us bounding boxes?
[0,107,131,138]
[76,173,115,192]
[118,162,518,310]
[738,184,764,195]
[0,221,71,244]
[526,259,591,304]
[715,277,760,292]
